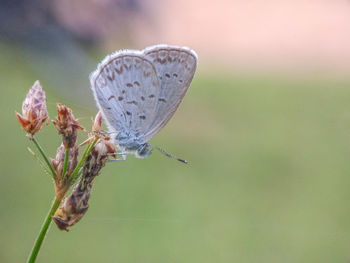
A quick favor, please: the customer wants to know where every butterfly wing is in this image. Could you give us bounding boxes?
[142,45,198,141]
[90,51,161,141]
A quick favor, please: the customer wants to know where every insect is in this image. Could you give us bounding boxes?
[90,44,197,163]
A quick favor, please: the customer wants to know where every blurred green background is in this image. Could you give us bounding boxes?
[2,1,350,263]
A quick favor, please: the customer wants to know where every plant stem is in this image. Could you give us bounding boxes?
[31,137,57,180]
[26,197,61,263]
[62,148,69,179]
[68,138,98,184]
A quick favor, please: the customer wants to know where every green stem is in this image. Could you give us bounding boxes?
[26,198,61,263]
[62,148,69,179]
[31,137,57,180]
[69,139,98,184]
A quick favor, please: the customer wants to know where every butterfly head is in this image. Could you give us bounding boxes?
[135,143,152,159]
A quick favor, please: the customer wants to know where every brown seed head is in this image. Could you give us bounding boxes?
[53,114,117,230]
[16,81,48,136]
[52,104,84,149]
[52,192,89,231]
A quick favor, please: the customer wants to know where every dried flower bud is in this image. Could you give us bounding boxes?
[93,111,103,132]
[51,143,79,179]
[16,81,48,136]
[52,104,84,149]
[52,187,90,231]
[51,143,79,199]
[53,132,116,231]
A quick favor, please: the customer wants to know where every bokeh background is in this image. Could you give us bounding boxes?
[2,0,350,262]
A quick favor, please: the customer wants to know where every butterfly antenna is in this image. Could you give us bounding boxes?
[148,144,188,164]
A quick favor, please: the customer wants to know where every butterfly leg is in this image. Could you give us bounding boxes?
[105,151,127,162]
[107,158,126,162]
[104,152,127,156]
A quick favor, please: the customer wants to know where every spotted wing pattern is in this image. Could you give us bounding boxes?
[143,45,197,141]
[90,53,161,138]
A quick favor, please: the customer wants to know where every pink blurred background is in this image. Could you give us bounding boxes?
[52,0,350,74]
[2,0,350,102]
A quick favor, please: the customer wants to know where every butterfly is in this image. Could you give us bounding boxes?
[90,44,198,163]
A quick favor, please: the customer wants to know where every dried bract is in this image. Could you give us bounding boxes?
[16,81,48,136]
[93,111,103,132]
[52,104,84,149]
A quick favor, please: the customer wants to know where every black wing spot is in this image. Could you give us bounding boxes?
[122,90,126,94]
[139,115,146,120]
[107,72,115,81]
[149,94,155,98]
[141,96,145,101]
[118,96,123,101]
[158,98,167,103]
[106,107,111,110]
[179,79,183,83]
[165,73,171,78]
[173,73,178,78]
[115,66,123,74]
[126,111,132,115]
[108,95,115,101]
